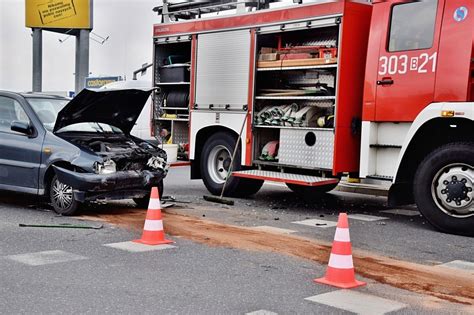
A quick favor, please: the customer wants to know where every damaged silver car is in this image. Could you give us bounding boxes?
[0,89,167,215]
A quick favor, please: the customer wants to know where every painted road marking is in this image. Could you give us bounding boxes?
[292,219,337,228]
[246,310,278,315]
[438,260,474,272]
[305,290,407,314]
[348,214,389,222]
[6,250,87,266]
[252,226,296,234]
[380,209,420,216]
[104,241,176,253]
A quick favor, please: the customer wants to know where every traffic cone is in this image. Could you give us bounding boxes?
[314,213,366,289]
[133,187,174,245]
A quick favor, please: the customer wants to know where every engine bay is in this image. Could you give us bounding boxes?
[59,133,167,173]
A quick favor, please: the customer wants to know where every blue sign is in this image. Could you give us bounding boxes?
[454,7,468,22]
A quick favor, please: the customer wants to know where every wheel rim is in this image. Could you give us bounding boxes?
[52,178,73,211]
[207,145,231,184]
[431,163,474,218]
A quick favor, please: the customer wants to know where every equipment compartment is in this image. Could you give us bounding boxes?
[153,39,192,153]
[279,129,334,170]
[252,25,339,170]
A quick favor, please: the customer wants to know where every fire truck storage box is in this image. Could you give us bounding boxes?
[260,47,276,54]
[159,64,190,82]
[257,57,337,68]
[278,129,334,170]
[258,53,279,61]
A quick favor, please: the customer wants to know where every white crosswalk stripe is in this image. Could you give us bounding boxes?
[305,290,407,314]
[348,214,389,222]
[437,260,474,273]
[292,219,338,228]
[6,250,88,266]
[104,241,176,252]
[246,310,278,315]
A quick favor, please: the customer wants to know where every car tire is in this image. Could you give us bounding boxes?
[49,175,80,216]
[201,131,263,197]
[134,180,164,209]
[413,142,474,236]
[286,183,338,201]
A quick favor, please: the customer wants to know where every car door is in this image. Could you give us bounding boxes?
[0,95,43,193]
[374,0,444,122]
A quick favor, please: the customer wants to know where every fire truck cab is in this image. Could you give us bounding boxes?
[152,0,473,236]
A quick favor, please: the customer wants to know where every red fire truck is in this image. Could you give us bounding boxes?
[151,0,473,236]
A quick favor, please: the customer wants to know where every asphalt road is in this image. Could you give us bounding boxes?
[163,166,473,265]
[0,166,473,314]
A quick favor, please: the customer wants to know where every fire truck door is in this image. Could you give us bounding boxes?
[374,0,444,122]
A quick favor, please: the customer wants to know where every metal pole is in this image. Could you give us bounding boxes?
[162,0,170,23]
[32,28,42,92]
[75,29,90,93]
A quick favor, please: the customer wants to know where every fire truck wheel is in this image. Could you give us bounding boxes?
[414,142,474,236]
[201,131,263,197]
[286,183,338,200]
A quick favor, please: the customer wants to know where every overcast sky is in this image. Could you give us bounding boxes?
[0,0,311,92]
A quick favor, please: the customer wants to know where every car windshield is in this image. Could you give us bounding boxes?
[27,97,68,131]
[27,97,123,133]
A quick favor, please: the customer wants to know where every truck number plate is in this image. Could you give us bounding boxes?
[378,53,437,76]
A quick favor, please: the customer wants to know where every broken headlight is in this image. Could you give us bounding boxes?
[147,156,168,173]
[94,160,117,174]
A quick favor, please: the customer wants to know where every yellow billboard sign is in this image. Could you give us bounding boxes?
[26,0,92,29]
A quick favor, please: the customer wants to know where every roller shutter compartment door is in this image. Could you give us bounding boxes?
[196,30,251,110]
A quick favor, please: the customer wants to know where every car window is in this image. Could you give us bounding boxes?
[0,96,30,134]
[388,0,438,52]
[27,98,69,131]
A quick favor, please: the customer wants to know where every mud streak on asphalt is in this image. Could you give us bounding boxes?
[83,208,474,305]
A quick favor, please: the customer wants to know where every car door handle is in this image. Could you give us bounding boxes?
[377,79,394,86]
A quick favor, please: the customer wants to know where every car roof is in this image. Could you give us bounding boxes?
[0,90,70,100]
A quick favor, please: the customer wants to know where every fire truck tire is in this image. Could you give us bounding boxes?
[413,142,474,236]
[201,131,263,197]
[286,183,338,200]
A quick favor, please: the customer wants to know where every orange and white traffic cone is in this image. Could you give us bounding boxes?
[314,213,366,289]
[133,187,174,245]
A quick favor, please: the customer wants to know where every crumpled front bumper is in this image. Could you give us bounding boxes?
[53,166,165,193]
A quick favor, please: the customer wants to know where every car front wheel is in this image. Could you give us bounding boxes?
[50,175,80,215]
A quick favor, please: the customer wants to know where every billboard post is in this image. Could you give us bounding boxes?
[26,0,93,93]
[75,29,90,93]
[32,28,42,92]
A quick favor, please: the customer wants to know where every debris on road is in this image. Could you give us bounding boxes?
[19,223,103,229]
[162,196,191,204]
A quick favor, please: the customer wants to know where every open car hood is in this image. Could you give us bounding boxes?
[53,88,153,134]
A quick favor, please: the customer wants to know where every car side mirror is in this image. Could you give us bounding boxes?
[11,121,33,136]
